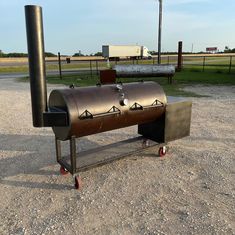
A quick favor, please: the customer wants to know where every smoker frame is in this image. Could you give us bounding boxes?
[55,136,168,175]
[25,5,192,190]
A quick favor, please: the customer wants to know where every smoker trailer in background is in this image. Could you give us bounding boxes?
[25,5,192,189]
[113,64,175,84]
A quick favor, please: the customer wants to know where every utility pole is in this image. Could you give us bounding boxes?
[158,0,163,64]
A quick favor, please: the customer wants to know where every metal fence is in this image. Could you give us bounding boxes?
[52,54,234,79]
[181,55,234,73]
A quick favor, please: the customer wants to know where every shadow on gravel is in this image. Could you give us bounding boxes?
[0,134,98,179]
[0,179,75,191]
[0,132,164,190]
[189,136,235,143]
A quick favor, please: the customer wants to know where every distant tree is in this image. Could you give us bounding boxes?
[6,53,28,57]
[72,52,84,57]
[0,50,3,57]
[45,52,56,57]
[231,48,235,53]
[224,47,235,53]
[149,51,157,55]
[94,52,102,56]
[224,46,231,53]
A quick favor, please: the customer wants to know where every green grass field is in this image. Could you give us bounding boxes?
[19,68,235,97]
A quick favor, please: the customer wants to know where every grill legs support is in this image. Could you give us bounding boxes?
[55,137,62,162]
[55,136,77,175]
[55,136,82,190]
[70,136,77,175]
[54,135,170,190]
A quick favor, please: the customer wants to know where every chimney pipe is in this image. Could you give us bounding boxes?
[25,5,47,127]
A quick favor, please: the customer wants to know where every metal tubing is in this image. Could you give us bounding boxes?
[70,136,77,175]
[55,137,62,162]
[25,5,47,127]
[113,64,175,77]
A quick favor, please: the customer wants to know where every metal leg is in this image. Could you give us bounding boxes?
[56,137,70,175]
[55,136,81,188]
[70,136,77,175]
[69,136,83,189]
[168,76,172,84]
[55,137,62,162]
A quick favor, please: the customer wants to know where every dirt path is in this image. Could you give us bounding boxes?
[0,79,234,235]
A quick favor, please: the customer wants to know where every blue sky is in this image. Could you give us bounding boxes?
[0,0,234,55]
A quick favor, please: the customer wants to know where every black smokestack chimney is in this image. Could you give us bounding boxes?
[25,5,47,127]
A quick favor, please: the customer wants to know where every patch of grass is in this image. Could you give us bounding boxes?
[174,69,235,85]
[19,69,234,97]
[0,66,29,73]
[47,74,100,87]
[19,74,100,87]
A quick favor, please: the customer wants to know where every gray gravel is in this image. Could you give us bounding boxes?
[0,79,234,235]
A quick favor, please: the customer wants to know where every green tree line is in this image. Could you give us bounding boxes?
[0,50,56,58]
[224,46,235,53]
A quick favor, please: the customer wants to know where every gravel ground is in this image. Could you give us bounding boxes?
[0,79,234,235]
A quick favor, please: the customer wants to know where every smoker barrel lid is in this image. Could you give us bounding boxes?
[48,81,167,140]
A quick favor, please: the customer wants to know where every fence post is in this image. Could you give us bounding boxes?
[177,41,183,71]
[167,56,170,65]
[90,60,92,77]
[58,52,62,79]
[96,60,99,75]
[202,56,206,72]
[229,56,232,74]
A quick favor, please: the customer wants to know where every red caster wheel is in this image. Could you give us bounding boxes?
[159,146,167,157]
[74,175,82,190]
[60,166,69,175]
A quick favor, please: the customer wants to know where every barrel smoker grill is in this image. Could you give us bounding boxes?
[113,64,175,84]
[25,5,192,189]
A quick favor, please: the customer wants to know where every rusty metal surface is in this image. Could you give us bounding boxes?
[49,81,167,140]
[113,64,175,77]
[99,69,116,84]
